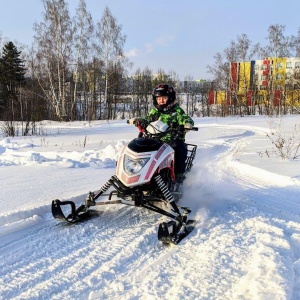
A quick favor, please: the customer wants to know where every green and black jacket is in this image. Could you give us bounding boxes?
[140,103,194,143]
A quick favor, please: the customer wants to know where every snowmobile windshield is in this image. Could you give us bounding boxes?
[128,138,163,153]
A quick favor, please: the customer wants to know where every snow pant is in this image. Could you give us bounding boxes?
[170,140,188,175]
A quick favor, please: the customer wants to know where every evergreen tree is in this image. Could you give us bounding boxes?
[0,41,26,94]
[0,41,26,120]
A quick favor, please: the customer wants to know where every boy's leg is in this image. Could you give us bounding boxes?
[171,140,188,178]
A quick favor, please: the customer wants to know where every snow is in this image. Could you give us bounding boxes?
[1,115,300,299]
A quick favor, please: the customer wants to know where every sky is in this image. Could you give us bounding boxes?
[1,115,300,298]
[1,0,300,80]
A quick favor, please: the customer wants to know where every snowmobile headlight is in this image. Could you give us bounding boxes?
[123,155,150,175]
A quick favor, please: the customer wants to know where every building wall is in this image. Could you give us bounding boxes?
[227,57,300,107]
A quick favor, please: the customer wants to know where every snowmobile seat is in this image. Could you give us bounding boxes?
[128,138,163,153]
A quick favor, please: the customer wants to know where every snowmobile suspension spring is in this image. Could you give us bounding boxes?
[93,179,112,201]
[154,175,173,203]
[100,180,111,193]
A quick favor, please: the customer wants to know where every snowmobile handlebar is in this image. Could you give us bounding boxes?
[127,119,198,143]
[126,119,198,132]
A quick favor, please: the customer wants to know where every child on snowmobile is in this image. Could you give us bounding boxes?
[129,83,194,183]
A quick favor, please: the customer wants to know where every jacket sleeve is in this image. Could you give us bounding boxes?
[176,107,194,126]
[139,108,159,125]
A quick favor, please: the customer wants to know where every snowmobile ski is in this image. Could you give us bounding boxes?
[158,219,196,245]
[52,199,91,223]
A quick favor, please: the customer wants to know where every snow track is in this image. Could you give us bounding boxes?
[1,206,157,299]
[1,119,300,299]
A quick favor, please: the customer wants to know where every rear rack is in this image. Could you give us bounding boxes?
[185,143,197,172]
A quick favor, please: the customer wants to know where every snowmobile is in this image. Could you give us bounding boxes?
[51,120,198,244]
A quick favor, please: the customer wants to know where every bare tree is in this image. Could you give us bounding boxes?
[262,24,292,58]
[259,25,293,115]
[72,0,94,121]
[167,69,180,88]
[131,66,153,117]
[33,0,74,120]
[207,52,229,91]
[292,27,300,57]
[183,75,194,115]
[95,6,127,119]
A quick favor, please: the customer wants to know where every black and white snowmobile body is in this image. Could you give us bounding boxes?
[52,120,198,244]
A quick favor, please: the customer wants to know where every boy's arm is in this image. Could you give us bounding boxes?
[139,108,159,124]
[128,108,159,127]
[176,107,194,126]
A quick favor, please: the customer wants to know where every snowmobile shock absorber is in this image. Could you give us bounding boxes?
[99,179,112,194]
[154,175,180,214]
[85,179,112,206]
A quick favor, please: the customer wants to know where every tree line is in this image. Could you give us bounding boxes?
[1,0,300,137]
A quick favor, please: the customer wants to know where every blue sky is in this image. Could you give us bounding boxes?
[1,0,300,80]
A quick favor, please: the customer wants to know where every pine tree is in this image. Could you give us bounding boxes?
[0,41,26,123]
[0,41,26,95]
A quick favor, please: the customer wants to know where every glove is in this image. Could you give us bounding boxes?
[128,118,138,125]
[184,123,193,129]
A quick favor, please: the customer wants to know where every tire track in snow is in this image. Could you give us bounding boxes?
[0,202,165,300]
[198,125,300,299]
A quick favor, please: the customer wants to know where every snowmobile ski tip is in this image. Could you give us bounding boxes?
[52,199,90,223]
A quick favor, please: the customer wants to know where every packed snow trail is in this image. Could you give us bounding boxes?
[1,118,300,299]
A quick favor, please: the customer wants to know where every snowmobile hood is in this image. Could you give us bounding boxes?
[127,138,163,153]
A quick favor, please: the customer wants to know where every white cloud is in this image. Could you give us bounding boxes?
[155,34,175,46]
[144,35,175,54]
[125,48,139,58]
[127,35,175,59]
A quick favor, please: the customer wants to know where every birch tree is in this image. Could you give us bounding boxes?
[262,24,292,58]
[72,0,94,120]
[260,25,292,115]
[33,0,73,120]
[95,6,126,119]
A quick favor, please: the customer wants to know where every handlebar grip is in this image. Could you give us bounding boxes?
[185,126,198,131]
[127,119,137,125]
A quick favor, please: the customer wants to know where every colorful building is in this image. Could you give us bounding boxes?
[228,57,300,109]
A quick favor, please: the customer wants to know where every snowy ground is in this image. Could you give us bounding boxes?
[1,115,300,300]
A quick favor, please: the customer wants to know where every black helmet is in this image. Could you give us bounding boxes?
[152,84,176,111]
